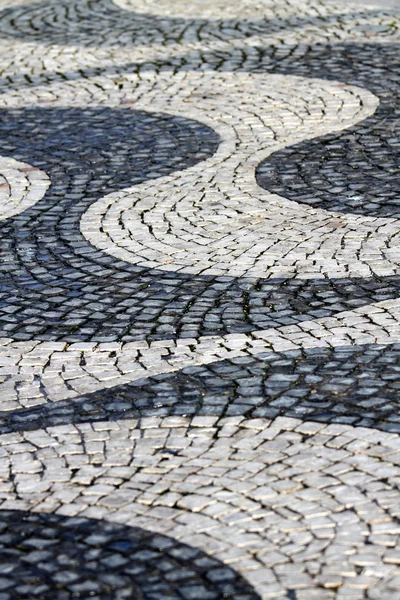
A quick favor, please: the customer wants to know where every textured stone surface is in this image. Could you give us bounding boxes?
[0,0,399,597]
[1,417,400,599]
[0,510,259,599]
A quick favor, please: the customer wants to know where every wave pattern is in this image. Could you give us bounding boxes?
[0,0,400,598]
[0,511,260,599]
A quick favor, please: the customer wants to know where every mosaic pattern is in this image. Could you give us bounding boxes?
[3,343,400,436]
[256,52,400,218]
[1,417,400,600]
[0,511,259,599]
[0,0,400,597]
[0,105,219,341]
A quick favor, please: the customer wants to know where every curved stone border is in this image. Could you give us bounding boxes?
[0,296,398,410]
[79,73,388,279]
[0,510,260,599]
[1,416,399,599]
[0,157,49,221]
[0,1,399,598]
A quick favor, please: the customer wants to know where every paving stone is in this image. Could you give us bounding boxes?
[0,0,400,597]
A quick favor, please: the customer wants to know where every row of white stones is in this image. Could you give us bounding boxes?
[79,72,388,280]
[1,296,399,410]
[0,157,49,221]
[1,415,399,599]
[0,72,397,409]
[0,2,399,598]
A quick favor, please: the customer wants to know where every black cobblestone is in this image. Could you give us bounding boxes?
[0,510,260,599]
[2,344,400,434]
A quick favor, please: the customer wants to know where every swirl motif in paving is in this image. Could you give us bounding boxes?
[0,0,400,598]
[0,510,259,599]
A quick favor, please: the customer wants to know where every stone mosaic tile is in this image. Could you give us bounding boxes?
[1,417,400,599]
[2,343,399,435]
[0,0,399,597]
[0,510,259,599]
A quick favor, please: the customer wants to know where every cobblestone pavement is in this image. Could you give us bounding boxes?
[0,0,400,598]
